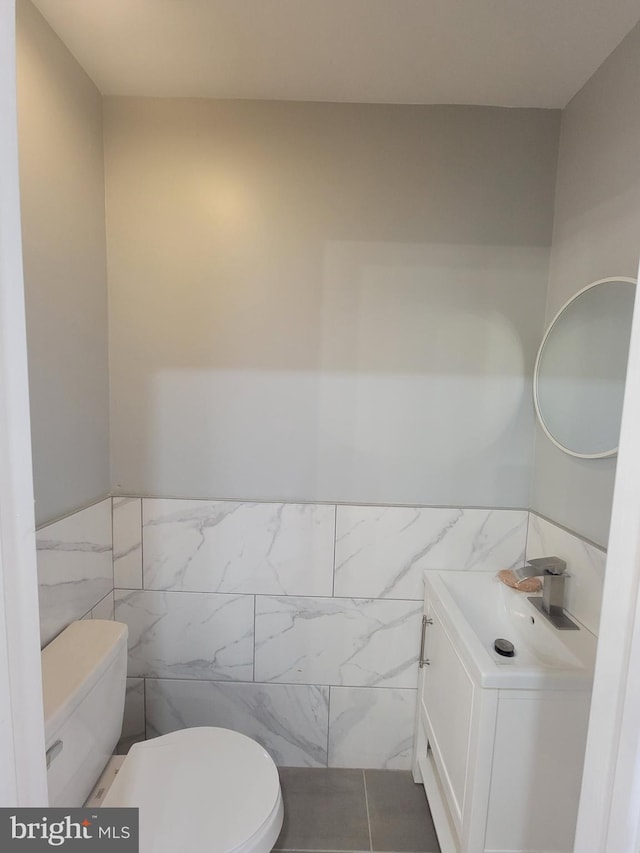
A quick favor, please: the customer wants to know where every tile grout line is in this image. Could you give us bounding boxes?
[140,498,145,590]
[326,686,331,766]
[108,588,422,603]
[140,500,147,742]
[111,497,116,594]
[90,589,115,618]
[332,504,337,597]
[142,677,147,742]
[362,769,373,853]
[116,674,418,691]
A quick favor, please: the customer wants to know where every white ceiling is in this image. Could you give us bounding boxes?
[31,0,640,108]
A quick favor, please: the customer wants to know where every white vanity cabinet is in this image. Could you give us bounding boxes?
[412,575,593,853]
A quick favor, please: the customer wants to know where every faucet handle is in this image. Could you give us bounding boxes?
[527,556,567,575]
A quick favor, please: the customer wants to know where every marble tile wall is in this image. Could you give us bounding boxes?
[334,505,528,599]
[113,499,529,768]
[112,497,142,589]
[37,497,605,767]
[525,513,607,636]
[142,500,335,595]
[115,589,255,681]
[37,497,113,647]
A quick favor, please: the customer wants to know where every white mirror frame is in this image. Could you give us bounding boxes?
[533,276,637,459]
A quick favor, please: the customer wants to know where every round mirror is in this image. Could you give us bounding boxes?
[534,277,636,458]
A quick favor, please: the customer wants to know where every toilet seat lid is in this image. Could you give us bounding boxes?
[103,727,282,853]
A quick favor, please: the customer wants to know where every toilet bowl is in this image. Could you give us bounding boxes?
[41,620,283,853]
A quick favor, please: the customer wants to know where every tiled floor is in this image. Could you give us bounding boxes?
[274,768,440,853]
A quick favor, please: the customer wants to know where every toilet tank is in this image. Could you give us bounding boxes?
[41,620,128,807]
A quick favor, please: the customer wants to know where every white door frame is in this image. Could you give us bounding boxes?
[0,0,48,807]
[573,255,640,851]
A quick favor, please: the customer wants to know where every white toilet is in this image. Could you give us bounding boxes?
[41,619,284,853]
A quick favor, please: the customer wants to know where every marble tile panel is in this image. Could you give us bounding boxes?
[145,678,329,767]
[114,589,254,680]
[328,687,416,769]
[526,514,606,635]
[91,591,114,621]
[143,500,335,596]
[334,506,527,600]
[113,498,142,589]
[37,499,113,647]
[255,596,422,688]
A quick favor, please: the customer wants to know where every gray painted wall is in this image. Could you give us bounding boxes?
[105,99,559,508]
[16,0,110,525]
[531,21,640,546]
[19,0,637,547]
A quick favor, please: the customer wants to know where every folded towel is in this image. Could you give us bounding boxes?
[497,568,542,593]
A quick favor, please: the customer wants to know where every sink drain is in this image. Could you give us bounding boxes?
[494,638,515,657]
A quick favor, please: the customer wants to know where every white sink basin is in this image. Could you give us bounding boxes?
[424,570,597,689]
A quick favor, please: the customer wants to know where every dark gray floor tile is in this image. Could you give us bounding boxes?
[274,768,371,851]
[365,770,440,853]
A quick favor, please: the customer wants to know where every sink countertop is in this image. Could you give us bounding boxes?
[423,569,598,690]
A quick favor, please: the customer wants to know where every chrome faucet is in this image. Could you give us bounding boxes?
[514,556,579,630]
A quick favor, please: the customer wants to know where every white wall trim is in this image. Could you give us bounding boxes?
[573,261,640,851]
[0,0,48,806]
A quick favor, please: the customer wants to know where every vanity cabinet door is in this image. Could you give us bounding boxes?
[420,606,475,835]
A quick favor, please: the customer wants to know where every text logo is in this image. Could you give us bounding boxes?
[1,809,138,850]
